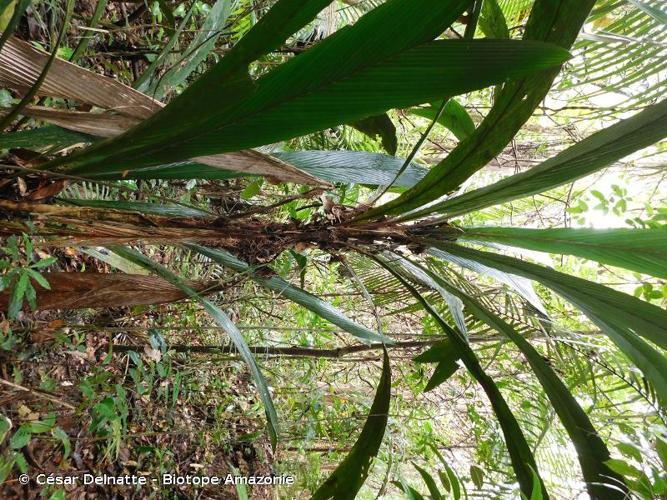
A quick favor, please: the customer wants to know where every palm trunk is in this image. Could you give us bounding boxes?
[0,199,461,263]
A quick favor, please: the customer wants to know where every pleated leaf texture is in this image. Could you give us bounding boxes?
[55,0,568,175]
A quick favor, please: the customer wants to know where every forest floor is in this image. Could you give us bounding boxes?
[1,239,277,498]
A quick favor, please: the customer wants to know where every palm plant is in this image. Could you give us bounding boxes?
[1,0,666,498]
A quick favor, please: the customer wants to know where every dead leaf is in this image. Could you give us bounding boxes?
[10,106,140,138]
[195,151,330,187]
[144,346,162,363]
[0,36,161,119]
[26,179,68,201]
[18,404,39,421]
[0,36,331,187]
[17,177,27,196]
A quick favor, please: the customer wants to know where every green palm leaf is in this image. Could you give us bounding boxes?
[460,226,667,279]
[399,256,627,498]
[62,40,567,176]
[433,98,667,218]
[60,198,212,218]
[627,0,667,25]
[423,248,547,315]
[56,0,567,176]
[311,348,391,499]
[0,125,91,151]
[25,139,428,187]
[409,99,475,141]
[413,462,444,500]
[375,255,548,498]
[479,0,510,39]
[142,0,237,99]
[562,0,667,116]
[431,243,667,405]
[69,0,108,62]
[186,244,392,344]
[358,0,596,220]
[273,151,427,188]
[414,339,461,392]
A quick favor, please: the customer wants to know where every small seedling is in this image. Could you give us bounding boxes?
[1,234,55,319]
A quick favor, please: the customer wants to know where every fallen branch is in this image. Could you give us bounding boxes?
[0,377,76,410]
[112,339,444,358]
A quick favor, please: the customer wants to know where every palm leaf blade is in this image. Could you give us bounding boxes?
[312,349,391,499]
[436,99,667,217]
[461,227,667,279]
[405,257,627,498]
[359,0,596,220]
[431,243,667,404]
[375,255,548,498]
[186,244,392,344]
